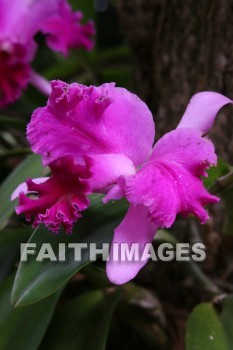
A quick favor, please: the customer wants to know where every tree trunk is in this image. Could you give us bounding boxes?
[116,0,233,162]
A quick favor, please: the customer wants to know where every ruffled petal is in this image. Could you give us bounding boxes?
[0,0,94,106]
[11,177,49,201]
[0,41,32,107]
[0,0,31,36]
[40,1,95,55]
[0,0,95,53]
[27,80,155,167]
[177,92,232,133]
[121,164,179,227]
[106,205,157,285]
[123,161,218,227]
[122,128,219,227]
[16,156,91,234]
[150,128,217,177]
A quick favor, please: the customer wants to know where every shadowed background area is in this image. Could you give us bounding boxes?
[116,0,233,162]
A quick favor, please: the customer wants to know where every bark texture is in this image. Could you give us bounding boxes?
[116,0,233,162]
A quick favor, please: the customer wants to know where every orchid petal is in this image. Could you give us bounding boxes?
[0,0,31,36]
[177,92,232,133]
[0,0,95,106]
[150,128,217,176]
[87,153,136,192]
[102,185,123,204]
[39,1,95,55]
[16,156,91,234]
[0,0,95,53]
[122,128,219,227]
[11,177,49,201]
[0,41,33,107]
[106,205,157,285]
[27,80,155,167]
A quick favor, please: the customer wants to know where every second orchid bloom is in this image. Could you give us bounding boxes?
[0,0,95,107]
[13,80,232,284]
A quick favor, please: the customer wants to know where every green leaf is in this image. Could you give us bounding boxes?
[0,148,31,161]
[186,303,229,350]
[0,227,32,283]
[43,57,83,80]
[0,275,60,350]
[12,196,127,307]
[117,302,167,348]
[92,46,131,64]
[0,155,46,230]
[39,289,121,350]
[221,295,233,348]
[102,67,132,89]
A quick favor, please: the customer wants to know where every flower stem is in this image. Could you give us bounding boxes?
[30,71,51,96]
[0,148,31,159]
[188,261,221,296]
[210,170,233,194]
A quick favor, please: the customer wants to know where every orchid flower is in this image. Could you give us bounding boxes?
[0,0,95,107]
[13,80,232,284]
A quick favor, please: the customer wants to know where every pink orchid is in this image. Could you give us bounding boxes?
[16,156,91,234]
[0,0,95,107]
[13,80,232,284]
